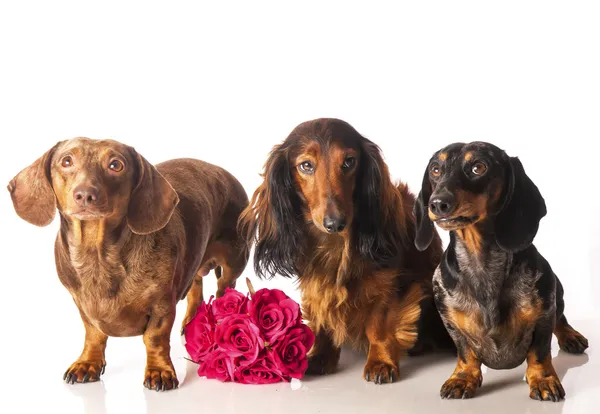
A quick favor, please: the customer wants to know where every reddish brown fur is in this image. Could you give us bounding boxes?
[239,119,447,383]
[8,137,249,390]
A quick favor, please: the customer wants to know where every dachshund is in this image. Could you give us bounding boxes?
[239,118,452,384]
[7,137,249,391]
[413,141,589,401]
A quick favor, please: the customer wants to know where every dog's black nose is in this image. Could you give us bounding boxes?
[73,186,99,207]
[323,215,346,233]
[429,193,456,218]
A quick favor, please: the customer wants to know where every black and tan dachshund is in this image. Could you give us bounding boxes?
[413,141,588,402]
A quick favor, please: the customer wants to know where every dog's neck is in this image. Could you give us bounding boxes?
[59,214,138,273]
[302,225,363,286]
[450,222,513,284]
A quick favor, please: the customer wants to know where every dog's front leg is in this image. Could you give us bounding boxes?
[440,344,483,398]
[64,310,108,384]
[363,308,400,385]
[306,327,341,376]
[143,298,178,391]
[525,318,565,402]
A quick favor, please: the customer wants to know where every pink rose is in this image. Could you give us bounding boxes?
[272,323,315,379]
[214,314,264,366]
[234,351,284,384]
[198,349,235,382]
[184,301,216,362]
[212,288,249,323]
[248,288,301,344]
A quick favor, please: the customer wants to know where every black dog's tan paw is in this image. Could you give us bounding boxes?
[440,375,482,399]
[63,360,106,384]
[363,361,398,384]
[558,331,589,354]
[529,376,565,402]
[144,366,179,391]
[306,354,338,376]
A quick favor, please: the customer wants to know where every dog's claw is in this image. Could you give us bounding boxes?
[63,360,105,385]
[440,375,482,399]
[529,376,565,402]
[144,367,178,392]
[363,361,398,385]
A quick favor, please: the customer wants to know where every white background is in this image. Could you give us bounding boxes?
[0,1,598,413]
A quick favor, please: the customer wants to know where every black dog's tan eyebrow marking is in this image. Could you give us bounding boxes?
[439,152,448,161]
[464,152,473,161]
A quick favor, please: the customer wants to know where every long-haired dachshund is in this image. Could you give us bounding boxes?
[239,118,451,384]
[414,141,589,401]
[8,137,249,391]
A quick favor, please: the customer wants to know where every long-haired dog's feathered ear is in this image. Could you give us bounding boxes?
[494,156,546,252]
[414,165,435,251]
[238,144,304,279]
[354,139,405,266]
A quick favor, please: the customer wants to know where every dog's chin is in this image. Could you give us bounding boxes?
[69,210,109,221]
[434,216,478,231]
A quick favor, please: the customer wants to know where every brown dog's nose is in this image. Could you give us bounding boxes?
[429,193,456,218]
[323,215,346,233]
[73,186,99,207]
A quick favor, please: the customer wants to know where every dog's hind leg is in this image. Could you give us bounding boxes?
[553,276,589,354]
[181,272,204,334]
[215,241,248,298]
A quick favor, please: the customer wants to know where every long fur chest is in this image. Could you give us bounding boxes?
[298,263,395,350]
[299,277,369,349]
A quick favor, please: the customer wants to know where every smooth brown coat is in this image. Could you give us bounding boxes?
[8,137,249,391]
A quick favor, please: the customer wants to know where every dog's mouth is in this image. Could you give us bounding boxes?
[69,209,109,220]
[434,215,478,230]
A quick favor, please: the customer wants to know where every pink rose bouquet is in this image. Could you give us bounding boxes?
[183,278,315,384]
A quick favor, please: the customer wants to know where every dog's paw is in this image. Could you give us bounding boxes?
[528,376,565,402]
[363,361,398,384]
[63,360,106,384]
[440,374,482,399]
[144,366,179,391]
[306,353,338,376]
[558,330,589,354]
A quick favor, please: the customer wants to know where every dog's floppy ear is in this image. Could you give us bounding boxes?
[494,156,546,252]
[238,143,304,279]
[414,164,435,251]
[127,150,179,235]
[7,143,60,227]
[354,139,403,265]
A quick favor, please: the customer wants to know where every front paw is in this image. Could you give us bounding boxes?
[440,374,482,399]
[144,366,179,392]
[528,376,565,402]
[63,360,106,384]
[306,353,338,376]
[363,361,399,384]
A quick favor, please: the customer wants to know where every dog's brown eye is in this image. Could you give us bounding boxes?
[299,161,315,174]
[472,162,487,175]
[61,156,73,168]
[109,159,124,172]
[342,157,356,170]
[430,163,441,177]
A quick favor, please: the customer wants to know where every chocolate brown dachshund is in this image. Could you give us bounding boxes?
[8,137,249,391]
